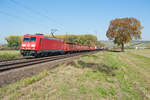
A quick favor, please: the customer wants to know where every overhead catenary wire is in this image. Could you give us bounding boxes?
[10,0,64,30]
[0,10,51,44]
[0,10,38,25]
[0,10,55,30]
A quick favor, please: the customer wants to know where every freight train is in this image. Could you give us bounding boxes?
[20,34,97,57]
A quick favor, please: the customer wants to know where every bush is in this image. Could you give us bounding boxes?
[5,35,22,50]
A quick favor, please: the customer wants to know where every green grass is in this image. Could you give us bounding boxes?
[0,50,150,100]
[127,51,150,62]
[97,88,108,97]
[0,50,22,60]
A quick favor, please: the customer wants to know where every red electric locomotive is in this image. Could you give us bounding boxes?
[20,34,64,57]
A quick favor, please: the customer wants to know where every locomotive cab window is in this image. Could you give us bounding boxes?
[23,37,36,42]
[23,37,30,42]
[31,37,36,42]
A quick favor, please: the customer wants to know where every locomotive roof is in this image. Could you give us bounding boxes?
[44,37,62,41]
[24,34,43,37]
[24,34,63,41]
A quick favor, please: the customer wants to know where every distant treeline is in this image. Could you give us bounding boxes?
[1,34,105,50]
[45,34,105,47]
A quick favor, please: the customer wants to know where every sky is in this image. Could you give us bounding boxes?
[0,0,150,44]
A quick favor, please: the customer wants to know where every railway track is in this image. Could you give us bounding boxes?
[0,51,98,72]
[0,56,34,62]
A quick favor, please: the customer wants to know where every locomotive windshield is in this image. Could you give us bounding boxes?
[24,37,30,42]
[31,37,36,42]
[23,37,36,42]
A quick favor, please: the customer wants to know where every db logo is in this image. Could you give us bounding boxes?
[27,44,30,47]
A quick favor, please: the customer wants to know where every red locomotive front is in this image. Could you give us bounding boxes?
[20,34,64,57]
[20,34,43,56]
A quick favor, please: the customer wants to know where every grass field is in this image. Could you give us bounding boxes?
[0,50,22,60]
[0,50,150,100]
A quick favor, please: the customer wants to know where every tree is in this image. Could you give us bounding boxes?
[5,35,21,50]
[106,17,143,52]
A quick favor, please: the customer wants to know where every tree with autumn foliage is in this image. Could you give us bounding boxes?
[106,17,143,52]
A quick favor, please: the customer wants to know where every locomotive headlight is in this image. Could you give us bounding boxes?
[22,44,26,47]
[31,44,35,47]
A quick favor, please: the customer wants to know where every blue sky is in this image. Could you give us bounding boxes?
[0,0,150,44]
